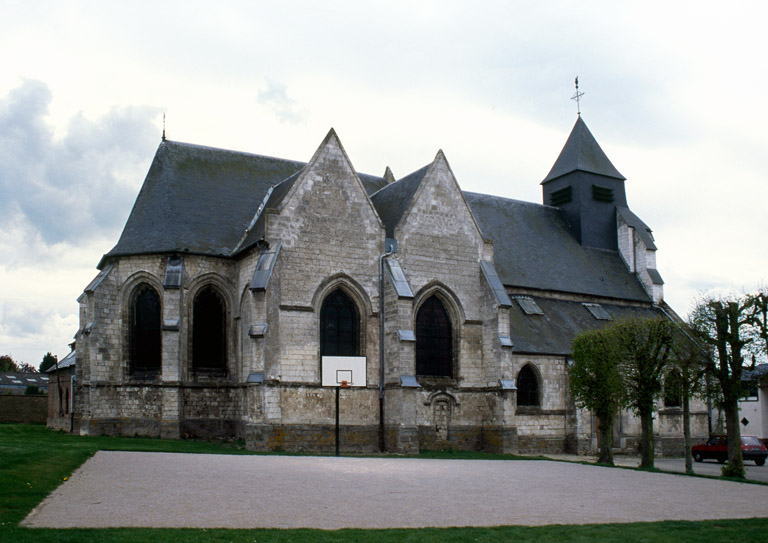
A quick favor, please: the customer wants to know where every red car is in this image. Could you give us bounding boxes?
[692,435,767,466]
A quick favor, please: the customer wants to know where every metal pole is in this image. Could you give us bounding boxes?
[378,250,393,452]
[335,385,340,457]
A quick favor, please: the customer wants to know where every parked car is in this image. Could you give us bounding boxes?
[692,435,768,466]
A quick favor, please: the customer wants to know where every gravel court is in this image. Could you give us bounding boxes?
[22,451,768,529]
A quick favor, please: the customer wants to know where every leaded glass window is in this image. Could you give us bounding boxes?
[193,286,227,372]
[321,289,359,356]
[663,370,683,407]
[415,295,453,377]
[130,285,161,375]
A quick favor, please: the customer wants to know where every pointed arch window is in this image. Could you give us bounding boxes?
[192,286,227,372]
[129,284,161,376]
[517,364,540,407]
[321,289,359,356]
[416,295,453,377]
[663,370,683,408]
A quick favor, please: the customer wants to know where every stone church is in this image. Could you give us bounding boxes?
[71,116,708,454]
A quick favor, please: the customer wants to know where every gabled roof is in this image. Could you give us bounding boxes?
[617,206,657,250]
[464,192,650,302]
[370,164,430,237]
[105,140,386,262]
[104,133,655,305]
[542,117,625,184]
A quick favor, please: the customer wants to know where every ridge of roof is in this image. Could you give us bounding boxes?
[542,116,625,184]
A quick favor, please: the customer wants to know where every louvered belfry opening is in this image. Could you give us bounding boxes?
[192,286,227,372]
[416,295,453,377]
[130,284,161,376]
[320,289,359,356]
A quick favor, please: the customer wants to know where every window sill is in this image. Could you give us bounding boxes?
[416,376,457,390]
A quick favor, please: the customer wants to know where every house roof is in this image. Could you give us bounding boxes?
[0,372,49,387]
[46,350,76,372]
[105,140,387,262]
[464,192,650,301]
[542,116,625,184]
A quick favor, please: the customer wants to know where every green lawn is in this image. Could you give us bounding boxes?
[1,423,766,542]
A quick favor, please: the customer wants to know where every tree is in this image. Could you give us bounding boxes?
[670,331,707,475]
[690,295,762,478]
[613,317,675,469]
[570,327,625,465]
[39,352,58,373]
[17,362,38,373]
[0,354,20,372]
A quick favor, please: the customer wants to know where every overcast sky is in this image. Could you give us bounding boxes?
[1,1,767,366]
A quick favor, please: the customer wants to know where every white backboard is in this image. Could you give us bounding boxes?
[321,356,366,387]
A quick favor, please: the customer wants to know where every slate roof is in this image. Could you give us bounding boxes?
[618,206,657,250]
[464,192,650,301]
[46,350,76,372]
[0,372,49,389]
[370,164,430,238]
[742,364,768,381]
[542,116,625,184]
[508,297,663,355]
[106,140,386,261]
[105,134,653,304]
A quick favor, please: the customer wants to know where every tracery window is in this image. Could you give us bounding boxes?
[320,289,359,356]
[415,295,453,377]
[192,286,227,372]
[517,364,540,407]
[129,284,161,376]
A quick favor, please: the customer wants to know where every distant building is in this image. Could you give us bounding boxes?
[46,347,76,431]
[68,116,708,454]
[735,364,768,442]
[0,372,48,395]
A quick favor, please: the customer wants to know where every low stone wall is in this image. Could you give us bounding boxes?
[0,394,47,423]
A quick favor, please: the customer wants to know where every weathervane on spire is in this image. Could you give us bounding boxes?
[162,113,167,142]
[571,76,584,116]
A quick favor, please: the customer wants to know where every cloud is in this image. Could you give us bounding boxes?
[257,80,309,124]
[0,79,161,245]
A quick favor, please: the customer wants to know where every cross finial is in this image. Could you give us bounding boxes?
[571,76,584,116]
[162,112,166,142]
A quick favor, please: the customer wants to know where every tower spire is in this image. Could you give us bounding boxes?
[571,76,584,116]
[162,113,166,142]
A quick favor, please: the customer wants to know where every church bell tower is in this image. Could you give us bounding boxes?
[541,116,627,251]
